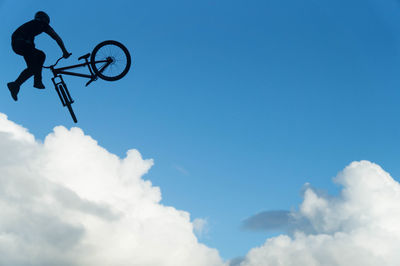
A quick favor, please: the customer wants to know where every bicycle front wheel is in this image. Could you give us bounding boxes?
[66,103,78,123]
[90,40,131,81]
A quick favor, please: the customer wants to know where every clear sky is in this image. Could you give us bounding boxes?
[2,0,400,262]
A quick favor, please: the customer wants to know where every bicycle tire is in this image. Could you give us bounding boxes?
[66,103,78,123]
[59,84,78,123]
[90,40,131,81]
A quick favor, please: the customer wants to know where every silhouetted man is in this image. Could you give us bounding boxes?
[8,11,71,101]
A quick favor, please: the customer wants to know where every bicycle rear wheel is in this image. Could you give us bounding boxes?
[90,40,131,81]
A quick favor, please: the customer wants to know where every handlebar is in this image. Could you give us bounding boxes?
[43,53,72,69]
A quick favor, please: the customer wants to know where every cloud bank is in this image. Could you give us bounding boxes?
[0,113,224,266]
[2,113,400,266]
[240,161,400,266]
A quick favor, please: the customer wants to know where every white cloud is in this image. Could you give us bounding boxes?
[4,112,400,266]
[241,161,400,266]
[0,114,225,266]
[193,218,208,238]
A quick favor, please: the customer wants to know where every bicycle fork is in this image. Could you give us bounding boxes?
[51,75,78,123]
[52,75,73,106]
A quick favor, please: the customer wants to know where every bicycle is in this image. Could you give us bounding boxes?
[43,40,131,123]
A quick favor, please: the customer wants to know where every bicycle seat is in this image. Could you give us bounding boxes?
[78,53,90,61]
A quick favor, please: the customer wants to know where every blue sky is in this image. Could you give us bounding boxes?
[2,0,400,261]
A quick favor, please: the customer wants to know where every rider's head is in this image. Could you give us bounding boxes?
[34,11,50,24]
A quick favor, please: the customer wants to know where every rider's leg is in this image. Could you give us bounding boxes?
[12,41,34,88]
[13,48,45,89]
[32,49,46,89]
[10,59,33,100]
[14,68,33,87]
[8,41,31,100]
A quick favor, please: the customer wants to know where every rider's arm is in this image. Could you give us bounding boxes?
[45,26,70,57]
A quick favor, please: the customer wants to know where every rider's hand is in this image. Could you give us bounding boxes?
[63,51,72,59]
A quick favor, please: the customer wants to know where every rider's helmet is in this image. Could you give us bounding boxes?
[34,11,50,24]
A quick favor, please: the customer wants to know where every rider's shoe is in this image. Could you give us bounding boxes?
[34,80,45,89]
[7,82,19,101]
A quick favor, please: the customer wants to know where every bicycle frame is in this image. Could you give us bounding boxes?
[49,54,111,87]
[43,40,131,123]
[54,62,93,78]
[45,54,106,123]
